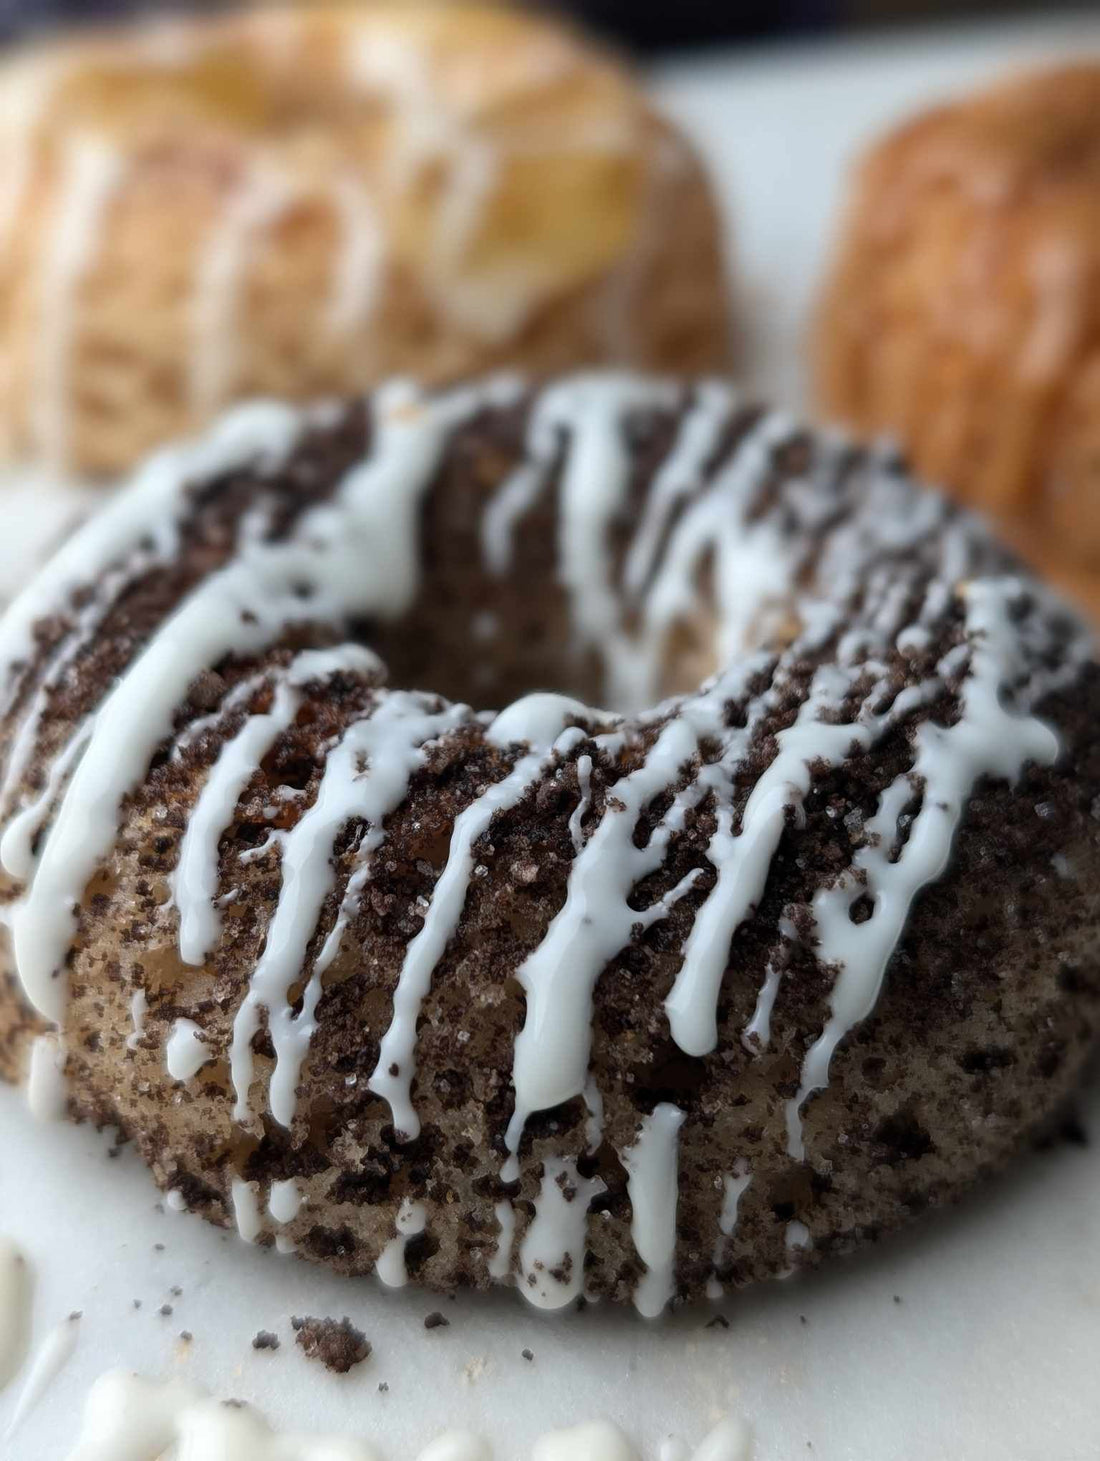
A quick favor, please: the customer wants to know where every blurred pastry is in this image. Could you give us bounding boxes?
[0,3,731,478]
[813,63,1100,616]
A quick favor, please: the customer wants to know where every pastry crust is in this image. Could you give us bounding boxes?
[813,64,1100,613]
[0,4,730,478]
[1,373,1096,1312]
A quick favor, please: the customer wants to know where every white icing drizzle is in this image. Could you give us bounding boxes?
[165,1189,187,1213]
[5,1310,80,1440]
[787,579,1061,1158]
[10,382,488,1026]
[231,1178,263,1244]
[416,1435,491,1461]
[519,1157,605,1311]
[189,161,293,419]
[32,136,124,468]
[690,1419,753,1461]
[325,175,386,341]
[164,1018,212,1083]
[375,1197,426,1289]
[622,1103,684,1319]
[172,644,381,965]
[719,1165,752,1237]
[125,988,147,1052]
[0,1238,31,1393]
[232,691,467,1128]
[370,720,584,1139]
[0,369,1085,1321]
[487,1200,515,1281]
[25,1031,66,1121]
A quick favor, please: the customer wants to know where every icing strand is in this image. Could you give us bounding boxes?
[0,1238,31,1393]
[370,721,585,1139]
[622,1103,684,1318]
[787,578,1061,1157]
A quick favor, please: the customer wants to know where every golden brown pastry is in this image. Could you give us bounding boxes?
[0,3,731,479]
[813,63,1100,617]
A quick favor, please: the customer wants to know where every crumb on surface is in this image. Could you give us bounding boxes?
[423,1311,449,1330]
[178,1331,192,1343]
[378,1382,389,1394]
[252,1331,280,1352]
[159,1304,173,1317]
[521,1348,534,1362]
[291,1315,371,1374]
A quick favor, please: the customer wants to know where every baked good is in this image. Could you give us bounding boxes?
[813,64,1100,615]
[1,372,1096,1313]
[0,4,729,479]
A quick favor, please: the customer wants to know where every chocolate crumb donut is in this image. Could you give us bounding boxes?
[0,372,1097,1314]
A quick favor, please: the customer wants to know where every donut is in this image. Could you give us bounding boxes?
[0,4,729,479]
[1,372,1096,1313]
[813,64,1100,616]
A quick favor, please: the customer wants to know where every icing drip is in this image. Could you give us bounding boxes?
[665,668,873,1059]
[32,136,123,468]
[231,691,468,1128]
[172,646,381,965]
[0,1238,31,1393]
[231,1178,263,1244]
[375,1198,426,1289]
[189,162,292,418]
[519,1157,605,1311]
[787,579,1061,1158]
[488,1200,515,1281]
[268,1178,301,1227]
[622,1104,684,1319]
[164,1019,211,1084]
[10,381,491,1024]
[25,1032,66,1122]
[370,721,585,1139]
[125,989,147,1052]
[325,176,385,340]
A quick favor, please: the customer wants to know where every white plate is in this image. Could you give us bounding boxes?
[4,11,1100,1458]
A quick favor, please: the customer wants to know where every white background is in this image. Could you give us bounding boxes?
[3,10,1100,1458]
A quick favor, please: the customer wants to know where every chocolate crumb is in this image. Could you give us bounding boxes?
[252,1331,280,1351]
[521,1348,534,1362]
[378,1382,389,1394]
[132,1300,142,1310]
[423,1311,449,1330]
[159,1304,173,1317]
[153,1244,165,1253]
[291,1315,371,1374]
[799,1315,807,1326]
[893,1295,903,1305]
[169,1285,183,1297]
[179,1331,192,1343]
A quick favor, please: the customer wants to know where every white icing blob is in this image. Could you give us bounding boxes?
[531,1420,638,1461]
[487,1200,515,1282]
[689,1418,753,1461]
[165,1019,212,1084]
[125,989,147,1052]
[62,1370,383,1461]
[415,1434,491,1461]
[519,1158,605,1311]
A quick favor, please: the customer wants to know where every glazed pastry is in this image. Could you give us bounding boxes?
[0,4,729,479]
[813,64,1100,615]
[1,372,1096,1313]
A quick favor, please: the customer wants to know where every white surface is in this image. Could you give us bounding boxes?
[3,11,1100,1458]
